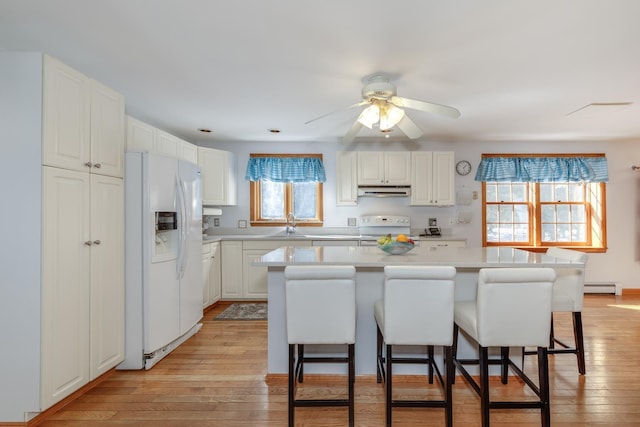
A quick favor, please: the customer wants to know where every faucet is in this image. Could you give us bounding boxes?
[286,212,296,235]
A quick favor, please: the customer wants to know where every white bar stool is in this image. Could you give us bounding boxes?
[284,265,356,427]
[544,247,589,374]
[374,265,456,427]
[453,267,556,427]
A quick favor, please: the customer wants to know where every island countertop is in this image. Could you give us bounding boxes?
[253,245,584,269]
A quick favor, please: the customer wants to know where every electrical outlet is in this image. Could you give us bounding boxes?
[213,218,220,227]
[429,218,437,227]
[347,217,357,226]
[238,220,247,228]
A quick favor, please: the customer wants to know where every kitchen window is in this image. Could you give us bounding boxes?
[478,154,607,251]
[246,154,325,227]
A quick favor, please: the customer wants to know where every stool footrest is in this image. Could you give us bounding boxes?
[294,399,350,407]
[393,400,447,408]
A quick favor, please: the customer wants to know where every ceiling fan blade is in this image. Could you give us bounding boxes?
[390,96,461,119]
[341,120,363,144]
[396,115,423,139]
[304,101,369,125]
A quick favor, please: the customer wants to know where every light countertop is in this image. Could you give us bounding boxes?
[252,245,584,269]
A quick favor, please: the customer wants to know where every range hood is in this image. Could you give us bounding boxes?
[357,186,411,197]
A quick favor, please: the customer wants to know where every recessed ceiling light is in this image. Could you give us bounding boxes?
[198,128,212,133]
[268,128,281,133]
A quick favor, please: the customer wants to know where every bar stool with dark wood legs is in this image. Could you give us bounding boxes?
[453,267,556,427]
[284,265,356,427]
[375,265,457,427]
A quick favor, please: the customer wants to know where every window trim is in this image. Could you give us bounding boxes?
[249,153,324,227]
[481,154,607,252]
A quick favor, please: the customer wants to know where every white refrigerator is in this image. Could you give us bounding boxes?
[119,152,203,370]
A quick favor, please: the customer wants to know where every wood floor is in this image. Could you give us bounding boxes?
[39,295,640,426]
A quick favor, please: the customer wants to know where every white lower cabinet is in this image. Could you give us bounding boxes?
[203,242,222,308]
[41,167,124,409]
[222,240,311,300]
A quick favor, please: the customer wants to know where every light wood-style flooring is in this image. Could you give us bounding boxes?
[39,295,640,426]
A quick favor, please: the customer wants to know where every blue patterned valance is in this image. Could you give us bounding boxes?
[475,156,608,183]
[245,156,326,183]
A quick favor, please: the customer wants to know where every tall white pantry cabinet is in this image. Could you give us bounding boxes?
[0,53,125,422]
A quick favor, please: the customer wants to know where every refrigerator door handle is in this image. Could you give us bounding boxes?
[175,175,186,279]
[176,175,190,279]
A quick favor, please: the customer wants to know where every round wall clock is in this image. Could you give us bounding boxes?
[456,160,472,176]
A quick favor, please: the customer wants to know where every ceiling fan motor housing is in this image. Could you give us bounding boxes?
[362,75,397,100]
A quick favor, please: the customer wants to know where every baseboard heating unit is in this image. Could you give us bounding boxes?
[584,282,621,295]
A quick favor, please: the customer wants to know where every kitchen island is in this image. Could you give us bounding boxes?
[253,245,585,376]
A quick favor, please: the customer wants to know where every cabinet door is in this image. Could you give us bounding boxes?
[202,244,212,308]
[432,151,455,206]
[410,152,433,206]
[156,130,179,158]
[210,242,222,303]
[41,166,91,408]
[198,147,237,206]
[179,139,198,164]
[384,152,411,185]
[336,151,358,205]
[126,116,156,153]
[90,80,124,178]
[357,152,385,185]
[42,55,91,172]
[243,249,269,299]
[221,241,243,299]
[90,175,124,379]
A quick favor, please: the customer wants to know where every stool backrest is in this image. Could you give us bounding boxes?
[477,267,555,347]
[546,247,588,312]
[284,265,356,345]
[383,266,456,346]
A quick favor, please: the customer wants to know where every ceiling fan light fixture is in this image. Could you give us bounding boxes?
[379,103,405,130]
[357,104,380,129]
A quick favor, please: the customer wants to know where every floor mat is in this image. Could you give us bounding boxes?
[214,303,268,320]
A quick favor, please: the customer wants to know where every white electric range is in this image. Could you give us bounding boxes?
[358,215,419,246]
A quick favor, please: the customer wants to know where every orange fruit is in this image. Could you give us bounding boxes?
[396,234,408,242]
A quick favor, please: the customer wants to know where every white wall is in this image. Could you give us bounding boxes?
[202,137,640,289]
[0,52,43,420]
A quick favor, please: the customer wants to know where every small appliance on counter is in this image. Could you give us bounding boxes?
[420,227,442,237]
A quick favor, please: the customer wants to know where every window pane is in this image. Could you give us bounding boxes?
[557,205,570,222]
[514,224,529,241]
[499,205,513,222]
[497,184,512,202]
[541,205,555,222]
[571,205,586,222]
[556,224,571,242]
[568,183,585,202]
[573,223,587,241]
[261,180,284,218]
[513,205,529,223]
[486,184,497,202]
[293,182,316,219]
[540,184,553,202]
[486,205,499,223]
[541,224,555,242]
[512,184,527,202]
[553,184,568,202]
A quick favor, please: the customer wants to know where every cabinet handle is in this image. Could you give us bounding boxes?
[85,162,93,168]
[93,240,101,245]
[84,241,93,246]
[94,163,101,169]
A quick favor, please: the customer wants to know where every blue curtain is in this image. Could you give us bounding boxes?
[245,156,327,183]
[475,156,608,182]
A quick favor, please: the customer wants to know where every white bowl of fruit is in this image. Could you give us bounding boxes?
[377,234,416,255]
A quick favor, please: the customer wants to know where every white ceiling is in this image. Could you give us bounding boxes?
[2,0,640,146]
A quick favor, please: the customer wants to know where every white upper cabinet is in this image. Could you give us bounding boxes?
[126,115,198,164]
[126,116,156,153]
[410,151,455,206]
[89,80,125,177]
[336,151,358,205]
[43,55,124,178]
[357,151,411,185]
[198,147,237,206]
[156,129,179,158]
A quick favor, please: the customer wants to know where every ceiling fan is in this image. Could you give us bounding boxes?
[305,73,461,144]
